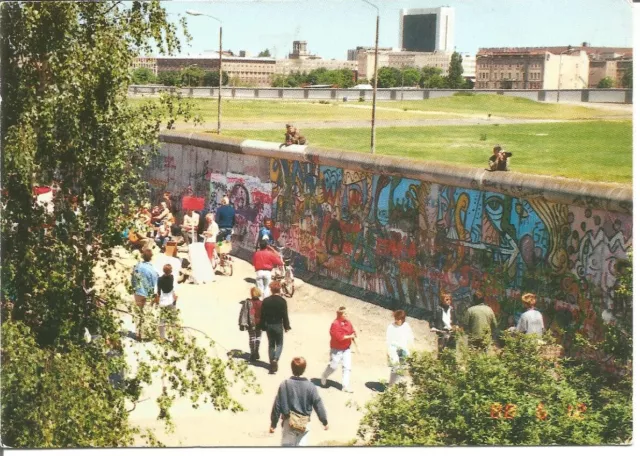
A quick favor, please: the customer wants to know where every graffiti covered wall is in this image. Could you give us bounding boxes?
[148,134,632,339]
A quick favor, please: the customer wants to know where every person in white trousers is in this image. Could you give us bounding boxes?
[320,306,356,393]
[386,309,414,387]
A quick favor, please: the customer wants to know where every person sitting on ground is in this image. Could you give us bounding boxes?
[269,356,328,447]
[284,124,307,146]
[215,196,236,242]
[488,145,513,172]
[459,291,498,351]
[181,208,200,245]
[515,293,545,336]
[152,201,172,227]
[155,219,173,250]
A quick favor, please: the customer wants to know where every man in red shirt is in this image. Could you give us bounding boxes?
[253,239,284,298]
[320,306,356,393]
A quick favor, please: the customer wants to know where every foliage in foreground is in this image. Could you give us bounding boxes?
[358,333,632,446]
[1,1,257,447]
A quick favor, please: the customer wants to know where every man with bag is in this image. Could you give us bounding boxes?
[269,357,329,446]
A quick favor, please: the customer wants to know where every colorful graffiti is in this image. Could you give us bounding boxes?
[269,157,632,335]
[147,142,632,339]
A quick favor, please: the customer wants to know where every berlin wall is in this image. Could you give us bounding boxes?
[148,132,632,341]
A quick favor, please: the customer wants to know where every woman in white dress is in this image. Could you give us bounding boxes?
[203,213,219,267]
[386,309,414,387]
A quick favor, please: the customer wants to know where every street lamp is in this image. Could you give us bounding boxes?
[360,0,379,154]
[556,46,574,103]
[186,10,223,134]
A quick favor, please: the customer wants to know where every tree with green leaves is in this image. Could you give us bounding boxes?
[597,77,615,89]
[180,65,205,87]
[400,67,421,87]
[621,66,632,89]
[419,66,445,88]
[1,1,257,448]
[373,66,402,88]
[157,70,182,87]
[446,51,465,89]
[359,332,632,445]
[132,67,157,85]
[258,48,271,58]
[204,70,230,87]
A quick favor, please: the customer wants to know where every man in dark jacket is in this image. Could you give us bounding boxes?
[488,145,513,171]
[270,356,328,446]
[215,196,236,242]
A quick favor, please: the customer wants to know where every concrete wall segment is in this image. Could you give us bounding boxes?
[158,133,632,214]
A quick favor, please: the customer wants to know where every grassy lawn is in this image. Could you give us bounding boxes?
[129,94,630,122]
[218,120,632,184]
[373,94,630,120]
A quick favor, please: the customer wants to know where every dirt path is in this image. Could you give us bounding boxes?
[122,253,435,446]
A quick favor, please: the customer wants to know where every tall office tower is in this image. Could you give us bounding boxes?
[399,7,454,53]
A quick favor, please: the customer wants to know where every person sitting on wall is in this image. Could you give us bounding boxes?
[283,124,307,146]
[487,145,513,172]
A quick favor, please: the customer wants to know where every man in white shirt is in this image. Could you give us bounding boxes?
[181,209,200,245]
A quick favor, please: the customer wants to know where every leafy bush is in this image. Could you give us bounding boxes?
[358,332,632,446]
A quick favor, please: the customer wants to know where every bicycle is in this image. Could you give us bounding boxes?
[271,244,295,297]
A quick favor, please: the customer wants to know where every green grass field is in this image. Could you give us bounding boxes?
[219,120,632,183]
[129,94,630,122]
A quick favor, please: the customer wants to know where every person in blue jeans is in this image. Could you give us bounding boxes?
[259,281,291,374]
[131,248,158,340]
[215,196,236,242]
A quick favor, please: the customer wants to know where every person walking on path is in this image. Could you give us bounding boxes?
[215,196,236,242]
[432,291,455,354]
[239,286,264,362]
[260,281,291,374]
[459,291,498,350]
[253,239,283,299]
[269,357,328,446]
[320,306,356,393]
[131,248,159,341]
[157,263,178,340]
[386,310,414,387]
[516,293,545,336]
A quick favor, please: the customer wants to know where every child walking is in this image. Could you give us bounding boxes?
[239,286,264,361]
[157,264,178,340]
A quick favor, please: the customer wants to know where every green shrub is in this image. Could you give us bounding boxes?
[358,332,632,446]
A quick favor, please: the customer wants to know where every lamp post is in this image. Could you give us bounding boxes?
[360,0,379,154]
[556,46,574,103]
[186,10,223,134]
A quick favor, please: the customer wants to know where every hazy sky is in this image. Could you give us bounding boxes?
[162,0,633,59]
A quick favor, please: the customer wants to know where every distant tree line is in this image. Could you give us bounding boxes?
[271,67,356,88]
[131,67,229,87]
[374,52,472,89]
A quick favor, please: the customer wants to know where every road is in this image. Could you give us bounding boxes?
[114,250,435,446]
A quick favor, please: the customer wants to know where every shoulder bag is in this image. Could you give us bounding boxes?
[285,380,310,433]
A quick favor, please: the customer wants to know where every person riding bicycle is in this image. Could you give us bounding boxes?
[215,196,236,242]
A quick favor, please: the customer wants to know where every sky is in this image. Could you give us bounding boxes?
[161,0,633,59]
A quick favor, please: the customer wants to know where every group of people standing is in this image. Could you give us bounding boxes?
[431,290,545,353]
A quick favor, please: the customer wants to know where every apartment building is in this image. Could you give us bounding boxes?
[132,56,158,76]
[357,49,453,80]
[476,47,589,90]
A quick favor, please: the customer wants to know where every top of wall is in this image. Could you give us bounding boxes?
[159,131,632,215]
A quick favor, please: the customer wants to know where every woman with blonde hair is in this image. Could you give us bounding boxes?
[516,293,545,336]
[203,213,219,265]
[239,286,264,362]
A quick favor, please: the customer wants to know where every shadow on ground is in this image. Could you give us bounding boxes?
[310,377,344,391]
[365,381,386,393]
[228,349,271,371]
[244,277,256,284]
